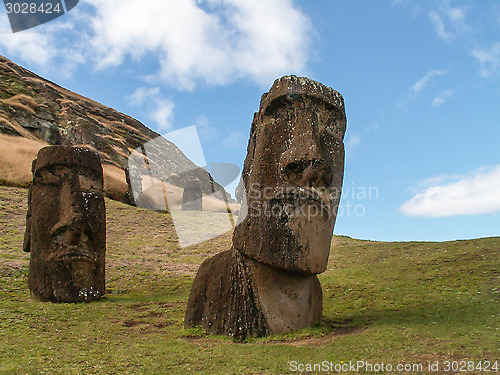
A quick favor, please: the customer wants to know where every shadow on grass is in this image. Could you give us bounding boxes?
[338,297,495,329]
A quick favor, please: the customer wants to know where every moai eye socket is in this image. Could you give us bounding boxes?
[34,169,61,186]
[78,174,103,193]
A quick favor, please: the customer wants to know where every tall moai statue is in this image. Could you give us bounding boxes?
[182,179,203,211]
[185,76,347,339]
[23,146,106,302]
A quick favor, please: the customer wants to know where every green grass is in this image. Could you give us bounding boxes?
[0,186,498,374]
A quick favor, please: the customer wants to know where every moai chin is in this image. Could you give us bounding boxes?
[185,76,347,339]
[23,146,106,302]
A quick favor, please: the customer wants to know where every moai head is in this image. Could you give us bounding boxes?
[182,179,203,211]
[233,76,346,275]
[23,146,106,302]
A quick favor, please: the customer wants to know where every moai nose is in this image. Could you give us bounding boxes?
[281,159,333,188]
[279,135,333,188]
[50,174,90,245]
[57,228,87,246]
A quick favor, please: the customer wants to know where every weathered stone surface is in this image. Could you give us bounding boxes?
[185,247,322,338]
[185,76,347,338]
[182,179,202,211]
[24,146,106,302]
[184,249,269,338]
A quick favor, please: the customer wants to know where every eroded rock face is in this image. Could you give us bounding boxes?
[185,76,346,338]
[0,55,234,205]
[23,146,106,302]
[182,179,202,211]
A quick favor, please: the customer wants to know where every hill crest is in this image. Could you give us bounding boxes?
[0,55,231,205]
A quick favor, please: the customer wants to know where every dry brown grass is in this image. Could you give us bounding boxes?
[0,134,47,186]
[136,180,182,211]
[137,179,240,213]
[0,134,239,211]
[109,120,144,135]
[103,164,129,202]
[2,95,37,115]
[0,117,20,134]
[203,194,240,213]
[21,76,104,108]
[111,145,130,161]
[0,137,130,200]
[0,116,40,139]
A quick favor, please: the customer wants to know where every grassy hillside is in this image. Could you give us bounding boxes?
[0,55,235,207]
[0,186,498,374]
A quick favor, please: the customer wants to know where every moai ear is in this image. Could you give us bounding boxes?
[23,159,36,253]
[23,219,31,253]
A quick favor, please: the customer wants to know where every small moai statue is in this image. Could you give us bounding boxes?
[23,146,106,302]
[185,76,347,339]
[182,179,203,211]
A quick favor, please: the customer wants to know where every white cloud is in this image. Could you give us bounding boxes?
[398,68,450,110]
[447,7,466,23]
[412,68,449,93]
[366,122,380,132]
[429,11,453,42]
[346,133,361,153]
[127,87,175,131]
[399,165,500,217]
[194,116,217,139]
[222,131,243,147]
[0,10,88,77]
[428,2,468,43]
[151,98,175,131]
[432,88,454,107]
[472,42,500,77]
[0,16,54,67]
[391,0,420,14]
[345,124,379,157]
[410,174,462,192]
[127,87,160,105]
[0,0,312,89]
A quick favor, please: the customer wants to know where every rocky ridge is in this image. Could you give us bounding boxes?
[0,55,229,204]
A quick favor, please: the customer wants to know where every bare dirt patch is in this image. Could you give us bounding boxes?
[181,323,366,347]
[281,326,367,347]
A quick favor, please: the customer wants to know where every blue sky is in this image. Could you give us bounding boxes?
[1,0,499,241]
